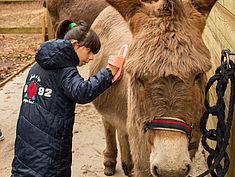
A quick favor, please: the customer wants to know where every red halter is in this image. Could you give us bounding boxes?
[144,117,193,136]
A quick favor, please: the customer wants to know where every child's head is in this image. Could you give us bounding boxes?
[56,20,101,66]
[64,21,100,55]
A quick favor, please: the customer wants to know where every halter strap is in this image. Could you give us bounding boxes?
[144,117,192,136]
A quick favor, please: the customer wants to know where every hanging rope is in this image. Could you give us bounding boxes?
[197,48,235,177]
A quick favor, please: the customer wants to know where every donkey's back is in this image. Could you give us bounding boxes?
[90,6,131,128]
[89,6,133,176]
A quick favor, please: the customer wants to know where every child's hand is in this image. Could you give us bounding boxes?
[107,44,128,83]
[106,64,118,76]
[106,55,125,82]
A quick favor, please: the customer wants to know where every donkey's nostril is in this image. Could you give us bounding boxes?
[153,166,160,177]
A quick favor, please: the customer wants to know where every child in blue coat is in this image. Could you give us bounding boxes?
[11,20,123,177]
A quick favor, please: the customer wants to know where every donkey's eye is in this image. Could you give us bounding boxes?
[194,74,201,81]
[137,77,145,87]
[141,0,158,2]
[193,74,202,85]
[141,0,152,2]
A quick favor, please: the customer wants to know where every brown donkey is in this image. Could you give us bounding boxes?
[47,0,108,35]
[89,0,217,176]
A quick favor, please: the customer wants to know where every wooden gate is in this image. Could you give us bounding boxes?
[202,0,235,176]
[0,0,53,42]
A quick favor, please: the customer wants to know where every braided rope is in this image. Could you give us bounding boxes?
[197,50,235,177]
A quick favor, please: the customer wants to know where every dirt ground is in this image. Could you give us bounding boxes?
[0,2,44,83]
[0,2,209,177]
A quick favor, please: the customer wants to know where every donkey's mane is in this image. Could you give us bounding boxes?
[125,1,211,80]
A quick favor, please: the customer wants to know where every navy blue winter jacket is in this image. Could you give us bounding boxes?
[11,39,113,177]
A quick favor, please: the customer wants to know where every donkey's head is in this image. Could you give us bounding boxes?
[106,0,216,176]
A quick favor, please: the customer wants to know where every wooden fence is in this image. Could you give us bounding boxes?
[0,0,53,42]
[202,1,235,177]
[0,0,42,1]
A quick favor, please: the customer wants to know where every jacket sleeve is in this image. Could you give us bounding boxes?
[60,67,113,104]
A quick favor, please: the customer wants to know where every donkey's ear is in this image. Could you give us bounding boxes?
[106,0,143,21]
[55,19,73,39]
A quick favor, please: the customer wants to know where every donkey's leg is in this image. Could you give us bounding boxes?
[102,120,118,176]
[117,130,134,176]
[131,146,151,177]
[128,125,150,177]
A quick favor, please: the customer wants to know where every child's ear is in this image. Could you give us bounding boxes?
[71,40,78,47]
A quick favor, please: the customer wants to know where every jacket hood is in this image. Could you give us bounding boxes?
[35,39,79,69]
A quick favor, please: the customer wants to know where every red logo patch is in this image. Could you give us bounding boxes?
[27,81,37,98]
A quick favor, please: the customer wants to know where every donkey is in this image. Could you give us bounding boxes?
[47,0,108,35]
[88,0,217,176]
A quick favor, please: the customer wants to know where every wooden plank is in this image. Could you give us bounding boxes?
[46,0,54,39]
[232,131,235,177]
[0,59,35,87]
[0,27,47,34]
[218,0,235,16]
[203,31,235,176]
[202,21,222,146]
[207,3,235,49]
[228,121,235,177]
[41,15,46,42]
[0,0,42,2]
[203,2,235,176]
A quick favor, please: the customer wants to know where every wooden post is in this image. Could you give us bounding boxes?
[41,15,46,42]
[46,0,54,39]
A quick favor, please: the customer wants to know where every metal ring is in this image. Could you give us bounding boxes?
[221,48,231,70]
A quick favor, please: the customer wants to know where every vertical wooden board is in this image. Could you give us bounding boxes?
[0,0,42,1]
[41,15,46,42]
[218,0,235,16]
[203,22,221,136]
[202,2,235,176]
[232,128,235,177]
[207,3,235,48]
[226,51,235,177]
[227,111,235,177]
[46,0,54,39]
[203,15,233,75]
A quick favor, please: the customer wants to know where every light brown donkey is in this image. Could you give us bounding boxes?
[89,0,217,176]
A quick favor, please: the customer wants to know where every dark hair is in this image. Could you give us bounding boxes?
[61,20,101,54]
